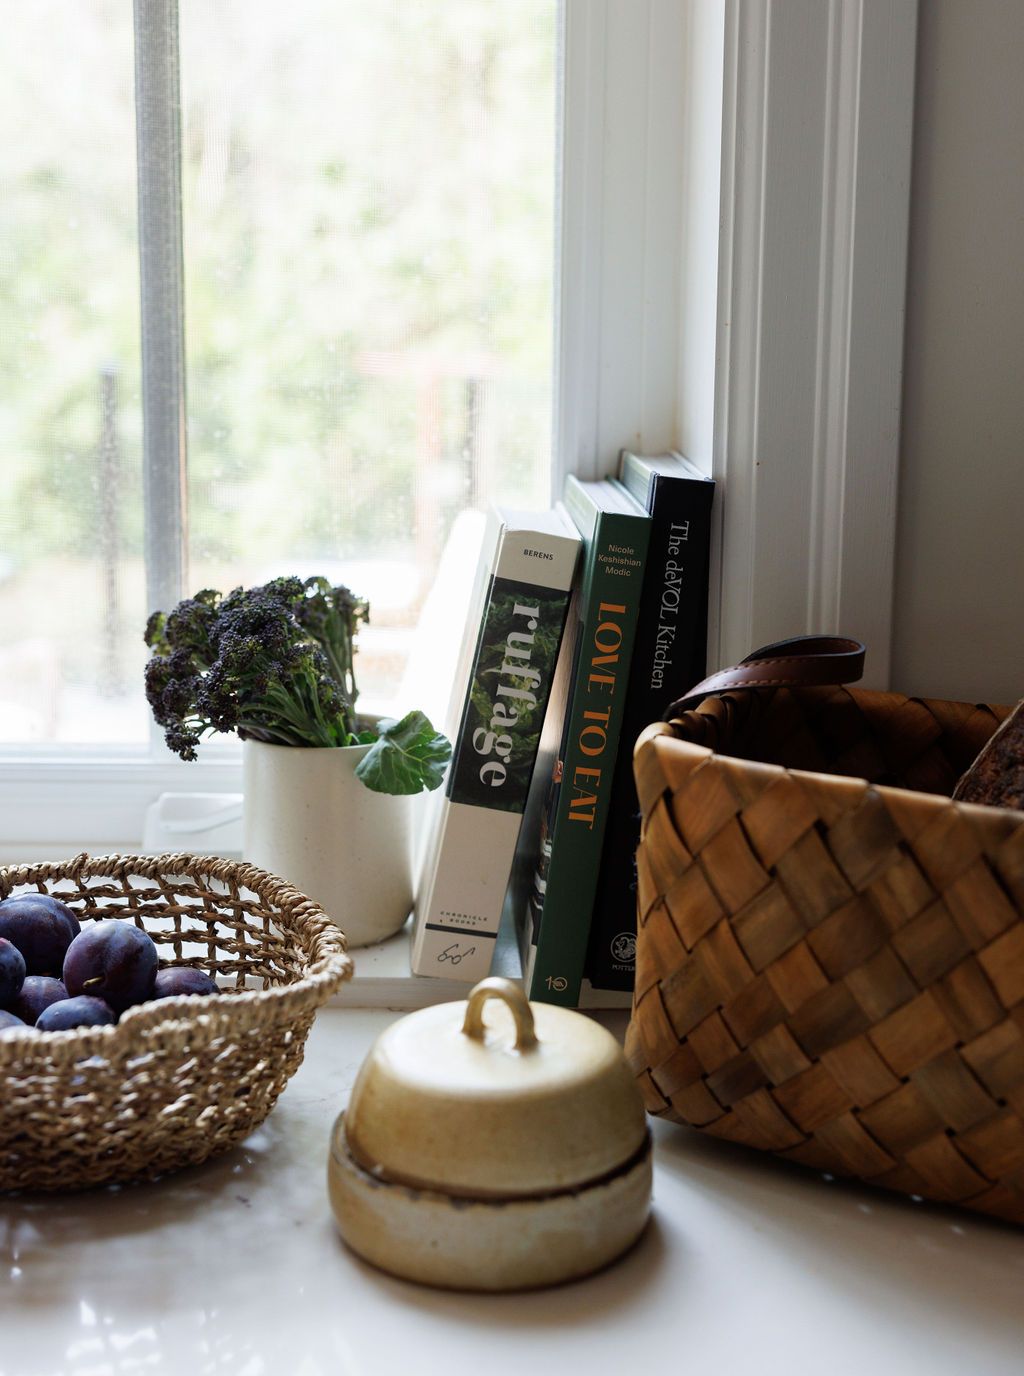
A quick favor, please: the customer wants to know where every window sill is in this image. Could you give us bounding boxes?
[0,754,242,862]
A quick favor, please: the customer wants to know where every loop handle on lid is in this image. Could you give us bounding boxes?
[461,978,538,1052]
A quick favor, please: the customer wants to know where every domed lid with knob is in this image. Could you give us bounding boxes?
[342,977,648,1198]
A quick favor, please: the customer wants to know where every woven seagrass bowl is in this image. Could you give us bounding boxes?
[625,686,1024,1223]
[0,852,353,1192]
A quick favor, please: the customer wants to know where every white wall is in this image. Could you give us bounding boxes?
[891,0,1024,704]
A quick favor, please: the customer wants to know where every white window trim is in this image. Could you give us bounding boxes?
[0,0,919,855]
[0,751,242,862]
[560,0,918,688]
[706,0,919,687]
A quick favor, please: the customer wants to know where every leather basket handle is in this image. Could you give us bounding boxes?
[665,634,866,719]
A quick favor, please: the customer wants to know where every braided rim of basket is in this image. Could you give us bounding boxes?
[0,852,354,1066]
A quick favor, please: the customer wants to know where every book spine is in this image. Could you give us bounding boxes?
[526,500,651,1006]
[506,579,579,995]
[411,523,578,982]
[583,472,714,995]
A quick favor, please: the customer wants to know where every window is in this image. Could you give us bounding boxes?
[0,2,918,853]
[1,0,556,750]
[1,4,145,745]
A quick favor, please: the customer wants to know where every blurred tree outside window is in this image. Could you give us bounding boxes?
[0,0,556,744]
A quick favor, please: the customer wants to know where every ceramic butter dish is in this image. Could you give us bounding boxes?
[328,977,652,1291]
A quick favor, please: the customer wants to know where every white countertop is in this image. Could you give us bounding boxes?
[2,1005,1022,1376]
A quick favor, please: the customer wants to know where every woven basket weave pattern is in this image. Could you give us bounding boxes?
[625,687,1024,1223]
[0,853,353,1192]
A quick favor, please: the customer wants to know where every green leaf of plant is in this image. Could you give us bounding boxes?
[354,710,452,795]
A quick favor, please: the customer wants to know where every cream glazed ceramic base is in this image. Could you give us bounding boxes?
[328,1115,653,1292]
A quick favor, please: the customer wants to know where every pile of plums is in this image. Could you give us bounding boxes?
[0,893,219,1034]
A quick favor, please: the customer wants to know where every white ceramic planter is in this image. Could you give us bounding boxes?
[242,739,413,948]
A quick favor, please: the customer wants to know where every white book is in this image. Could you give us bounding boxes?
[411,507,581,982]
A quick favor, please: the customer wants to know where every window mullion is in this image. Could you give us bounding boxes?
[133,0,188,621]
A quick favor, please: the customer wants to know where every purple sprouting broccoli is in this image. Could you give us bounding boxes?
[144,577,368,759]
[144,576,450,794]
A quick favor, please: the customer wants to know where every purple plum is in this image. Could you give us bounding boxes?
[0,1009,27,1034]
[152,966,219,1000]
[0,893,81,976]
[10,975,68,1026]
[63,920,158,1014]
[36,995,116,1031]
[0,937,26,1007]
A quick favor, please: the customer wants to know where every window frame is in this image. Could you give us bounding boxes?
[0,0,919,857]
[707,0,918,686]
[135,0,188,620]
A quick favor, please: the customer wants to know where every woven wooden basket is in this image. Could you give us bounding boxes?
[625,686,1024,1223]
[0,853,353,1192]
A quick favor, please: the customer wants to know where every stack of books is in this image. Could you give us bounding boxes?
[412,450,714,1006]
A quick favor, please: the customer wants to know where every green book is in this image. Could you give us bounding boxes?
[514,478,651,1006]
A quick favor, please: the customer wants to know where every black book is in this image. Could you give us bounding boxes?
[581,451,715,1002]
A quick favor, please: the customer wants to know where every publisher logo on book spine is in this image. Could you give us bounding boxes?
[611,932,636,967]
